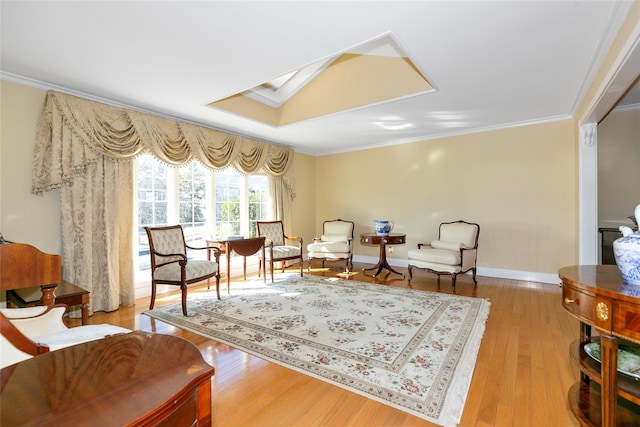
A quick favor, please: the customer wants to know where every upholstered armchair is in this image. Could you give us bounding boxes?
[306,219,354,273]
[256,221,303,282]
[145,225,221,316]
[1,305,130,368]
[407,220,480,293]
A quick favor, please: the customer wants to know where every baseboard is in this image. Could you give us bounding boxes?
[351,255,561,285]
[136,255,563,299]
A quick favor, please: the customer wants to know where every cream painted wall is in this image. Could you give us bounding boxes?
[0,80,578,283]
[314,120,578,280]
[0,81,60,254]
[598,108,640,226]
[288,152,316,245]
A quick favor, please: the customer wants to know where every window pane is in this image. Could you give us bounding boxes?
[136,155,169,271]
[248,175,269,237]
[215,169,241,237]
[179,162,208,245]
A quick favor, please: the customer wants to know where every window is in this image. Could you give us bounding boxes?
[135,155,271,276]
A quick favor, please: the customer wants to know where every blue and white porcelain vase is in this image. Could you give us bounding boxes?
[613,204,640,286]
[374,220,394,236]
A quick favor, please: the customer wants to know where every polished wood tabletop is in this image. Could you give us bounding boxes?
[1,331,215,426]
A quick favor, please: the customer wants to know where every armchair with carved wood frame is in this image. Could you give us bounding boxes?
[306,219,354,274]
[256,221,303,283]
[406,220,480,293]
[145,225,221,316]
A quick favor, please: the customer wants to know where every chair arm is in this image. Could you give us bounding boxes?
[186,243,221,255]
[416,243,432,249]
[1,311,51,356]
[186,244,221,263]
[151,249,187,260]
[285,235,303,247]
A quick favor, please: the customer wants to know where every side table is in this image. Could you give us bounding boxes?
[208,237,266,295]
[559,265,640,427]
[6,280,90,325]
[360,233,406,278]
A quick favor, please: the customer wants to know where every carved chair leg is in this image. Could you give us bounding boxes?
[407,265,413,284]
[181,285,188,316]
[270,261,274,283]
[451,274,457,294]
[215,275,221,300]
[472,268,478,286]
[149,282,157,309]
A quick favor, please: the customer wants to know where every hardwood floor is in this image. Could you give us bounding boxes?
[80,263,581,426]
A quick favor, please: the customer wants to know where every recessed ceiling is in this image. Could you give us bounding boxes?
[209,35,433,126]
[0,1,636,155]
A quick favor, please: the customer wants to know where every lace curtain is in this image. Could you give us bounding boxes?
[33,90,295,313]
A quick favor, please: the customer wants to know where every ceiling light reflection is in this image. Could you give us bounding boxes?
[374,117,414,130]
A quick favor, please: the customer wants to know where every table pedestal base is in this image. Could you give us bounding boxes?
[360,233,406,278]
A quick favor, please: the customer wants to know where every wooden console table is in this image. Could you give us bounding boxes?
[1,331,215,426]
[360,233,406,278]
[559,265,640,427]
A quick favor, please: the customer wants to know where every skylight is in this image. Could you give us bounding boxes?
[209,34,434,126]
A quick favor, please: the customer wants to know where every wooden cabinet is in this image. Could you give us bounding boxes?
[559,265,640,426]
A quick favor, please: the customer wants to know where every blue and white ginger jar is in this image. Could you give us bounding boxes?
[613,204,640,286]
[374,220,394,236]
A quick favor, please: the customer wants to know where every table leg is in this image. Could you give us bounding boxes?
[40,285,57,306]
[363,240,404,278]
[600,335,617,427]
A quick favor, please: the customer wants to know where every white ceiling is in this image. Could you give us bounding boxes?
[1,1,637,156]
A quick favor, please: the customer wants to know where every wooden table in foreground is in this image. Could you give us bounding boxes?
[559,265,640,427]
[0,331,215,426]
[360,233,406,278]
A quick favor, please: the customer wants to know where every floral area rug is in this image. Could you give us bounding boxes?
[144,275,491,426]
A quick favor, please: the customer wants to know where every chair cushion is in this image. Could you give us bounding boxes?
[150,227,187,264]
[321,234,349,243]
[323,221,353,238]
[36,325,131,351]
[408,248,461,265]
[307,241,349,254]
[431,240,464,251]
[154,260,218,282]
[440,222,478,248]
[262,246,301,260]
[408,260,462,275]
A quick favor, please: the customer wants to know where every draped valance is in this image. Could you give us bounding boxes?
[32,90,295,193]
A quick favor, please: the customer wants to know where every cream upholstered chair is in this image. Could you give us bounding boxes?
[407,220,480,293]
[256,220,303,282]
[307,219,354,273]
[1,305,130,368]
[145,225,221,316]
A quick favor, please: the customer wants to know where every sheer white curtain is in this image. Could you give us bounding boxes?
[33,91,295,313]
